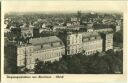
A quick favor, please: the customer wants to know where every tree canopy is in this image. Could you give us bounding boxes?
[34,50,123,74]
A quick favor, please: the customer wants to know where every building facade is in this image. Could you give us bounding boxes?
[66,32,83,55]
[28,36,65,69]
[17,45,34,69]
[101,32,113,51]
[63,31,104,55]
[7,36,65,69]
[82,32,103,55]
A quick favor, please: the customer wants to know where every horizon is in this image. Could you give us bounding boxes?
[5,10,123,16]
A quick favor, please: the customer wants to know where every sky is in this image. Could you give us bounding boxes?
[3,1,126,14]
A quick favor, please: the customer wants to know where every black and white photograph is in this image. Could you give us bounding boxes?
[3,1,124,75]
[1,1,128,83]
[4,0,124,74]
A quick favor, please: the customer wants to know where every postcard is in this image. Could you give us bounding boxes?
[1,1,127,83]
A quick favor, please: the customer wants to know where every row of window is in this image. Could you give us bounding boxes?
[17,60,25,66]
[67,35,82,40]
[67,40,82,45]
[26,64,34,69]
[35,51,63,60]
[83,44,102,50]
[18,51,63,67]
[67,49,81,55]
[84,49,102,55]
[26,58,35,65]
[67,39,103,45]
[83,40,102,44]
[35,48,64,53]
[17,48,33,55]
[17,56,25,61]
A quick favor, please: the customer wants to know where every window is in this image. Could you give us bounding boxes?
[67,50,70,54]
[18,50,20,54]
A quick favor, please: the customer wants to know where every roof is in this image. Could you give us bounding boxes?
[100,31,113,34]
[29,36,65,51]
[67,25,84,28]
[29,36,63,45]
[82,32,100,38]
[82,32,102,42]
[54,25,66,29]
[93,24,113,30]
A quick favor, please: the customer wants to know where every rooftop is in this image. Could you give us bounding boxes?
[29,36,63,45]
[82,32,100,38]
[93,24,113,30]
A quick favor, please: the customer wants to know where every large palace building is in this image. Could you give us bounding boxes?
[6,30,113,70]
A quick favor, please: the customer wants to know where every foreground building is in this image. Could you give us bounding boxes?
[6,30,113,70]
[58,31,110,56]
[66,32,83,55]
[28,36,65,69]
[101,32,113,51]
[82,32,103,55]
[6,36,65,69]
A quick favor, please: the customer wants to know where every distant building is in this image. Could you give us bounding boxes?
[71,17,77,22]
[21,28,33,38]
[53,25,66,31]
[42,23,46,28]
[4,28,11,33]
[115,25,121,32]
[4,23,11,33]
[94,27,113,32]
[66,22,72,26]
[93,24,114,32]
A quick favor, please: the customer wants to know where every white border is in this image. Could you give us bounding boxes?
[1,1,127,83]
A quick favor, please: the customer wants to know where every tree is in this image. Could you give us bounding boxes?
[34,60,45,74]
[113,30,123,43]
[33,50,123,74]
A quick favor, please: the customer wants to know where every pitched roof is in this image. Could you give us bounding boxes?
[82,32,100,38]
[29,36,63,45]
